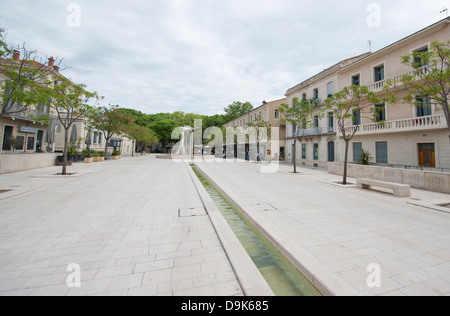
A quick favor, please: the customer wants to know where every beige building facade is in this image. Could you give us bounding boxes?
[1,53,60,155]
[285,17,449,171]
[337,17,450,170]
[285,54,370,168]
[54,116,135,157]
[223,98,287,160]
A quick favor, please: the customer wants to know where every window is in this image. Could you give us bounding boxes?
[374,65,385,82]
[2,126,13,151]
[302,144,306,159]
[352,74,360,86]
[375,104,386,122]
[328,142,335,162]
[15,136,24,151]
[93,132,98,144]
[416,97,432,117]
[353,109,361,126]
[313,89,319,100]
[313,116,319,128]
[328,113,334,133]
[414,47,428,67]
[302,94,307,101]
[27,137,35,151]
[376,141,388,164]
[275,109,280,119]
[98,133,103,144]
[292,124,297,137]
[327,82,334,97]
[353,142,362,162]
[37,102,44,113]
[313,143,319,160]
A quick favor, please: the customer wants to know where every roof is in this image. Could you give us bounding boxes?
[285,52,371,95]
[340,17,450,71]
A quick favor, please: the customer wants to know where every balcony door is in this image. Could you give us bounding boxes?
[418,144,435,168]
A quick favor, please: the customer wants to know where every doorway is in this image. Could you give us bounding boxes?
[36,130,44,152]
[328,142,335,162]
[2,126,13,151]
[418,143,435,168]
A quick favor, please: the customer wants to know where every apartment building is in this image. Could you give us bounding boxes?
[338,17,450,170]
[0,52,60,154]
[54,116,135,156]
[223,98,287,160]
[285,53,371,168]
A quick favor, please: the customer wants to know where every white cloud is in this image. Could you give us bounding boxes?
[0,0,448,116]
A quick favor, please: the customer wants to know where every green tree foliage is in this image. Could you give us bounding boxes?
[46,78,102,175]
[125,123,159,156]
[324,85,381,184]
[279,97,321,173]
[149,119,180,148]
[394,40,450,143]
[0,26,9,60]
[224,101,253,121]
[0,45,55,117]
[89,105,132,160]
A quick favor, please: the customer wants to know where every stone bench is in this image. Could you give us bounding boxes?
[356,178,411,198]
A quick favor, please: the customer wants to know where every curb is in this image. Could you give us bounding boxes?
[185,163,275,297]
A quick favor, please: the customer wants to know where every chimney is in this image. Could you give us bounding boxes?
[12,50,20,61]
[48,57,55,67]
[53,65,60,73]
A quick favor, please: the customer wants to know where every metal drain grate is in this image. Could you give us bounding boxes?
[178,207,207,218]
[252,203,278,212]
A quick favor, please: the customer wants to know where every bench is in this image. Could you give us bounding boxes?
[356,178,411,198]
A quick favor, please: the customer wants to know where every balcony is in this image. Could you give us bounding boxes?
[6,104,52,123]
[367,66,431,93]
[343,114,447,136]
[297,127,322,137]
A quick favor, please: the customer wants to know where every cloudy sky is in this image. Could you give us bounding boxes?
[0,0,448,115]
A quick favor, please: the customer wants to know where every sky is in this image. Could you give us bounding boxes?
[0,0,448,116]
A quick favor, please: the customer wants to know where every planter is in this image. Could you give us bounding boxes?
[112,155,121,160]
[93,157,101,162]
[84,157,94,163]
[100,157,105,162]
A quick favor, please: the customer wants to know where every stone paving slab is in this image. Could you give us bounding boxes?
[196,161,450,296]
[0,156,243,296]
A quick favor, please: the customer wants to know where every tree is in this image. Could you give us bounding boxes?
[279,97,318,173]
[149,119,180,150]
[324,85,379,185]
[1,44,58,118]
[47,77,101,175]
[395,40,450,143]
[90,105,132,159]
[0,26,9,60]
[125,123,159,156]
[224,101,253,121]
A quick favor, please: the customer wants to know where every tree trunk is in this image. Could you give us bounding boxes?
[343,140,349,185]
[104,140,109,160]
[62,127,69,175]
[293,139,297,174]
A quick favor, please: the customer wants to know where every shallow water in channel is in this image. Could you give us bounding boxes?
[193,167,321,297]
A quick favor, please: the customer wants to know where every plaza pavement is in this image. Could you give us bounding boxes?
[195,160,450,296]
[0,155,244,296]
[2,155,450,296]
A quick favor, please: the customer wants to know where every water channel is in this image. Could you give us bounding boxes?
[192,166,321,296]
